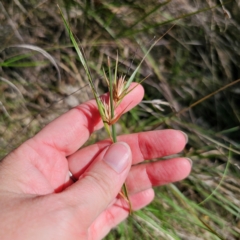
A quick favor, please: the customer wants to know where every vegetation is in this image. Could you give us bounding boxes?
[0,0,240,239]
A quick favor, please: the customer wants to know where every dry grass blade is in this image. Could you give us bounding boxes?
[125,25,175,90]
[0,101,11,119]
[0,2,23,42]
[0,76,25,100]
[177,78,240,116]
[8,44,61,83]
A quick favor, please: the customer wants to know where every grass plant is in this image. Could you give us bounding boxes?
[58,6,175,212]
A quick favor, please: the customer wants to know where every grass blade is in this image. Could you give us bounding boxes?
[125,25,175,90]
[58,5,111,137]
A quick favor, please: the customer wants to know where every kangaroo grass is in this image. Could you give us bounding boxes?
[58,5,177,213]
[59,5,134,211]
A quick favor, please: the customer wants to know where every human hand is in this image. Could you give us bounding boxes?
[0,83,191,240]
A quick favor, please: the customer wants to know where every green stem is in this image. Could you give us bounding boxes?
[122,183,132,214]
[111,124,117,143]
[108,57,116,142]
[108,57,132,213]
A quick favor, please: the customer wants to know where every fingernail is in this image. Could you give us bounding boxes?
[179,131,188,143]
[103,142,131,173]
[185,158,192,167]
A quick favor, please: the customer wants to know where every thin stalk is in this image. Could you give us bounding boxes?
[108,57,117,143]
[108,56,132,213]
[114,51,118,85]
[122,184,132,213]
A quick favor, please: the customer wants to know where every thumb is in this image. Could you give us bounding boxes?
[62,142,132,227]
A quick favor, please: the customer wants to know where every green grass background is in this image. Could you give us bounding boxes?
[0,0,240,239]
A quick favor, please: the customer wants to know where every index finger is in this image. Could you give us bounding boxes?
[32,83,144,156]
[68,129,187,177]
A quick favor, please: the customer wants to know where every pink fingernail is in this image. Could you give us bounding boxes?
[179,131,188,143]
[185,158,193,167]
[103,142,131,173]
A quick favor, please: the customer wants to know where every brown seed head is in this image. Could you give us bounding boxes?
[113,76,127,103]
[102,99,111,125]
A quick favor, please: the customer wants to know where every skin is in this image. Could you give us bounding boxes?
[0,83,191,240]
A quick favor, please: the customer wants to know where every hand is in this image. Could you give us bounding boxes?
[0,83,191,240]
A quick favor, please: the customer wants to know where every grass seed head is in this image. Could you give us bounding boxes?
[102,99,112,125]
[113,75,127,103]
[101,98,125,126]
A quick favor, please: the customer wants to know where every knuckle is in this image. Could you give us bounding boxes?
[84,170,115,202]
